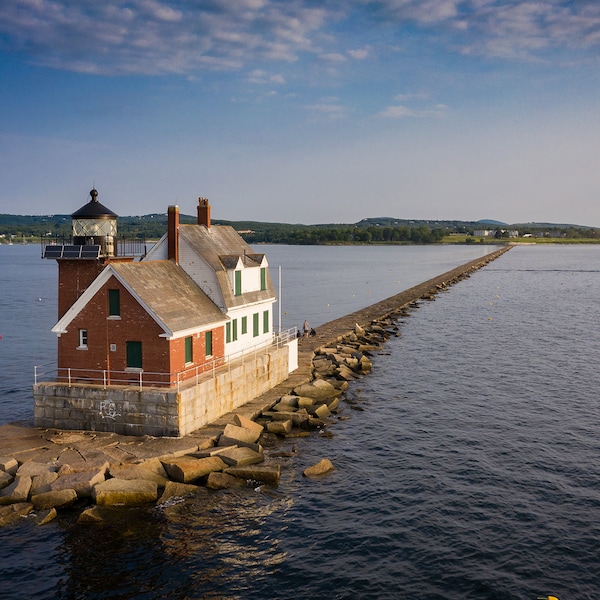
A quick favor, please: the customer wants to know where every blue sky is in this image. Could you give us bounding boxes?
[1,1,600,226]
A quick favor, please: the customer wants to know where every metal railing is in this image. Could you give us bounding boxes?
[41,235,149,258]
[34,327,298,392]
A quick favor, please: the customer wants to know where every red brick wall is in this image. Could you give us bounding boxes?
[57,260,106,318]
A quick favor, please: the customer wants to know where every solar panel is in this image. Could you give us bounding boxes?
[80,245,102,258]
[43,246,64,259]
[43,244,101,259]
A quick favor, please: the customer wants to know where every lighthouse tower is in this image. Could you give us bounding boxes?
[44,188,133,318]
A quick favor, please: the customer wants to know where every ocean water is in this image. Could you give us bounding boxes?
[0,243,598,599]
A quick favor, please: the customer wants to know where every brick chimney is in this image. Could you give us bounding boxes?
[197,197,211,228]
[168,205,179,264]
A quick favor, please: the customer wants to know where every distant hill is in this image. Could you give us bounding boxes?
[476,219,507,226]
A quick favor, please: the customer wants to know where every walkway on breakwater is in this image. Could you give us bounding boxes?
[0,245,512,470]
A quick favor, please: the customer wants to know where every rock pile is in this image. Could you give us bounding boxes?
[0,413,282,526]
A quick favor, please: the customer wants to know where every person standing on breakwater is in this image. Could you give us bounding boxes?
[303,319,310,337]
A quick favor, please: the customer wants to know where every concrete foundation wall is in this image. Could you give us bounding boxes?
[33,342,294,437]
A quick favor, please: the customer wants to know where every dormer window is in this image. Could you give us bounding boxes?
[234,270,242,296]
[260,267,266,291]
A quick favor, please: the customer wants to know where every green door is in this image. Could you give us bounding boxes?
[126,341,142,369]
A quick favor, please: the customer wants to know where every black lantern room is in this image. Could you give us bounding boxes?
[71,188,118,256]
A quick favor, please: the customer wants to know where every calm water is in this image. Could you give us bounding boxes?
[0,243,599,599]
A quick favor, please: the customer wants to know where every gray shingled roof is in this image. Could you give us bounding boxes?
[178,224,276,309]
[110,261,225,335]
[178,225,255,271]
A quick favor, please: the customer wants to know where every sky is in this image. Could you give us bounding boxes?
[1,1,600,226]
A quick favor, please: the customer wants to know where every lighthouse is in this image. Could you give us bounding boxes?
[43,188,134,318]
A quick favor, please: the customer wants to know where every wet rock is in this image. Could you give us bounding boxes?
[35,508,57,525]
[0,502,33,527]
[108,464,169,487]
[303,459,334,477]
[313,404,331,419]
[92,478,158,506]
[266,420,293,435]
[30,471,59,495]
[293,379,340,402]
[50,466,107,498]
[296,397,315,409]
[0,475,32,505]
[31,488,78,511]
[225,464,280,486]
[217,446,264,467]
[206,472,247,490]
[77,506,105,523]
[0,471,13,490]
[157,481,200,503]
[160,456,227,483]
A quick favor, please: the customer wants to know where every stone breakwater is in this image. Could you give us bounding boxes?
[0,245,511,527]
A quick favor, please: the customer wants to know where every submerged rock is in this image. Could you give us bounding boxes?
[303,459,334,477]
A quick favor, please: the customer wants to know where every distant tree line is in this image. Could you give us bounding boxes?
[1,213,599,244]
[241,224,446,244]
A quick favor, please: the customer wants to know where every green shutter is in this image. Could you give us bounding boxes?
[260,267,266,291]
[241,316,247,334]
[232,319,238,341]
[253,313,259,337]
[226,322,231,343]
[235,270,242,296]
[185,336,193,363]
[205,330,212,356]
[263,310,269,334]
[126,341,142,369]
[108,289,120,316]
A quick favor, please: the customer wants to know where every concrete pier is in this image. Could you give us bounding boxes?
[0,245,511,467]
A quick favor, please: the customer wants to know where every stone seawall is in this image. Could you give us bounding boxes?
[33,342,296,437]
[0,245,511,525]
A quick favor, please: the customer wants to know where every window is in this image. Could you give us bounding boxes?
[205,330,213,356]
[241,316,248,335]
[126,341,142,369]
[232,319,238,341]
[263,310,269,334]
[234,270,242,296]
[226,321,231,343]
[78,329,88,349]
[108,289,120,317]
[253,313,259,337]
[260,267,266,291]
[185,336,193,364]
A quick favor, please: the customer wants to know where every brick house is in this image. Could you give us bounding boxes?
[47,191,276,386]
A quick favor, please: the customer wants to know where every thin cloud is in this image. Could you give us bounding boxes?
[305,98,347,120]
[377,96,447,118]
[1,0,600,77]
[247,69,286,84]
[348,47,370,60]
